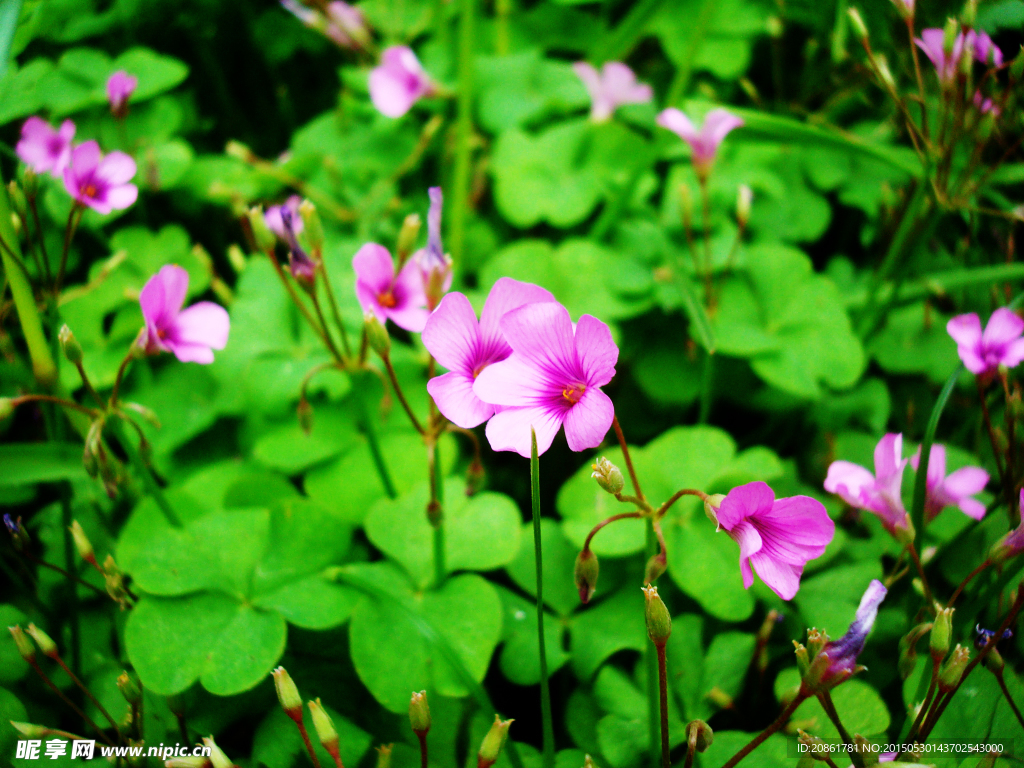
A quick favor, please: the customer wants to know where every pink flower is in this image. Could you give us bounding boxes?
[973,91,1000,115]
[264,196,303,239]
[353,243,428,332]
[917,29,1004,85]
[910,444,989,521]
[821,579,888,679]
[824,433,910,538]
[106,70,138,118]
[369,46,434,118]
[947,308,1024,377]
[472,302,618,457]
[278,206,317,285]
[414,187,451,310]
[63,141,138,214]
[656,108,743,178]
[326,1,369,47]
[139,265,230,364]
[711,481,834,601]
[16,117,75,177]
[970,30,1003,67]
[572,62,653,122]
[423,278,555,429]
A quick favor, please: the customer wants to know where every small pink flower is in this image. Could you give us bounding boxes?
[973,91,999,115]
[326,1,369,47]
[656,107,743,178]
[63,141,138,214]
[139,265,230,364]
[824,433,910,538]
[353,243,428,332]
[414,187,451,310]
[264,195,303,239]
[369,46,434,118]
[423,278,555,429]
[572,62,652,122]
[107,70,138,118]
[472,302,618,457]
[712,481,834,601]
[821,580,888,679]
[910,444,989,521]
[917,29,1004,85]
[970,30,1003,67]
[16,117,75,177]
[947,308,1024,377]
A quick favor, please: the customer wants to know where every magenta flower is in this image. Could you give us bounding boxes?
[947,308,1024,377]
[973,91,1000,115]
[656,107,743,178]
[353,243,428,333]
[970,30,1003,67]
[107,70,138,118]
[139,265,230,364]
[711,481,834,601]
[278,206,317,285]
[916,29,965,84]
[369,46,434,119]
[264,195,303,239]
[821,580,888,679]
[16,117,75,177]
[472,302,618,457]
[824,433,911,538]
[572,62,652,123]
[423,278,555,429]
[910,444,989,521]
[415,187,451,310]
[63,141,138,214]
[326,1,369,47]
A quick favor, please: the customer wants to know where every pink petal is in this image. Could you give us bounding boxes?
[69,141,101,176]
[498,301,577,376]
[139,264,189,330]
[910,444,946,492]
[717,481,775,530]
[572,62,601,101]
[749,551,802,600]
[873,433,905,481]
[982,308,1024,348]
[756,496,834,553]
[428,371,494,429]
[947,313,983,350]
[369,68,418,118]
[562,387,614,452]
[96,151,137,185]
[824,461,876,507]
[702,108,744,147]
[656,108,698,143]
[573,314,618,388]
[943,465,989,498]
[1001,338,1024,369]
[478,277,555,348]
[352,243,395,292]
[473,353,550,407]
[172,301,230,351]
[422,291,480,373]
[727,520,763,589]
[602,62,652,106]
[105,184,138,210]
[385,256,429,333]
[484,405,563,458]
[167,341,215,364]
[957,497,987,520]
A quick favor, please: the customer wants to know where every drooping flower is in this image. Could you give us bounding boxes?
[423,278,555,429]
[909,444,989,521]
[710,481,834,601]
[820,579,888,679]
[656,107,743,179]
[106,70,138,119]
[917,29,1004,85]
[369,46,434,118]
[139,265,230,364]
[63,141,138,214]
[572,62,653,123]
[353,243,428,332]
[947,308,1024,377]
[278,206,317,285]
[472,302,618,457]
[264,195,303,239]
[824,433,911,539]
[16,117,75,177]
[414,187,451,310]
[325,1,370,47]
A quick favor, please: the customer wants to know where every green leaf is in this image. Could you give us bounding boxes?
[475,50,588,132]
[870,303,959,385]
[252,406,360,475]
[0,605,27,684]
[569,587,646,680]
[505,519,581,617]
[666,519,755,622]
[0,442,87,486]
[776,668,891,739]
[496,587,569,686]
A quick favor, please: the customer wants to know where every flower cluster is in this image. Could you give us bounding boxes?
[916,27,1003,86]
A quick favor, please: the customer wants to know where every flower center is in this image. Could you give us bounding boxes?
[472,363,488,379]
[82,183,98,198]
[377,290,397,308]
[562,382,586,405]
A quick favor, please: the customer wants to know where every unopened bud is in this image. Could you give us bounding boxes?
[297,397,314,435]
[70,520,99,569]
[365,313,391,357]
[705,686,734,710]
[982,646,1005,674]
[797,730,827,760]
[409,690,431,734]
[644,552,667,584]
[118,671,142,705]
[478,715,513,768]
[227,244,247,274]
[938,644,970,691]
[583,756,598,768]
[899,622,932,679]
[309,698,340,752]
[736,185,752,227]
[704,494,725,529]
[225,140,254,163]
[574,548,599,604]
[961,0,977,27]
[396,214,422,265]
[943,18,960,56]
[25,623,57,658]
[299,199,324,254]
[272,666,303,721]
[0,397,14,421]
[875,54,897,91]
[11,722,47,737]
[793,641,810,676]
[58,324,83,365]
[686,720,713,753]
[642,585,672,646]
[247,206,276,252]
[931,606,953,661]
[9,625,35,662]
[376,745,393,768]
[466,459,485,496]
[590,457,624,495]
[203,737,232,768]
[891,0,913,19]
[847,7,868,40]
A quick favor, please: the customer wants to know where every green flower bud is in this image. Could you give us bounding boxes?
[736,185,752,228]
[299,199,324,254]
[310,698,340,752]
[583,756,598,768]
[847,7,868,40]
[574,548,599,604]
[118,671,142,705]
[590,457,624,495]
[931,606,953,661]
[477,715,514,768]
[797,730,825,759]
[705,686,733,710]
[396,213,421,265]
[297,397,314,436]
[70,520,99,569]
[642,585,672,646]
[25,623,57,658]
[365,313,391,358]
[686,720,713,753]
[409,690,431,734]
[227,244,247,274]
[203,736,233,768]
[247,206,276,253]
[982,646,1004,674]
[943,18,960,56]
[704,494,725,529]
[57,324,83,365]
[11,722,47,737]
[9,625,35,662]
[961,0,977,26]
[225,140,254,163]
[272,666,303,720]
[466,459,486,496]
[938,644,970,692]
[899,622,933,680]
[793,641,810,676]
[644,552,667,585]
[376,744,393,768]
[0,397,14,422]
[875,54,897,91]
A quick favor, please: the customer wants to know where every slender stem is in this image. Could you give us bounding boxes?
[612,416,645,501]
[645,520,659,768]
[656,488,710,518]
[353,378,396,498]
[948,559,990,607]
[310,289,344,362]
[907,659,939,743]
[317,259,352,358]
[21,552,106,597]
[382,355,424,434]
[430,437,445,588]
[720,693,807,768]
[698,176,712,304]
[27,194,52,284]
[906,17,929,140]
[55,205,83,293]
[110,417,182,528]
[175,711,189,744]
[583,512,644,551]
[817,692,861,767]
[73,361,105,407]
[656,643,670,768]
[10,394,98,417]
[993,669,1024,730]
[266,248,334,352]
[110,348,136,405]
[294,717,323,768]
[54,655,120,732]
[417,731,428,768]
[906,543,934,607]
[29,661,115,746]
[531,429,555,768]
[448,0,475,264]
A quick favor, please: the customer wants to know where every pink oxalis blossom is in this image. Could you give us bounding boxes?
[473,301,618,457]
[916,28,1003,85]
[139,265,230,364]
[947,308,1024,377]
[711,481,834,601]
[264,195,303,239]
[910,444,989,521]
[656,107,743,178]
[107,70,138,118]
[353,243,428,332]
[572,62,652,122]
[369,46,434,118]
[63,141,138,214]
[824,433,910,538]
[423,278,555,430]
[16,117,76,177]
[414,186,452,310]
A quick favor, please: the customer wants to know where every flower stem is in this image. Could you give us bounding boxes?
[583,512,644,551]
[655,643,670,768]
[417,732,429,768]
[382,354,425,434]
[817,691,862,767]
[448,0,475,264]
[948,559,990,607]
[531,428,555,768]
[9,394,98,418]
[316,258,353,358]
[55,204,84,293]
[993,668,1024,730]
[294,717,323,768]
[353,377,396,499]
[29,660,115,746]
[905,542,934,607]
[612,416,645,502]
[719,693,806,768]
[109,417,183,528]
[645,520,659,768]
[430,437,446,588]
[54,654,120,732]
